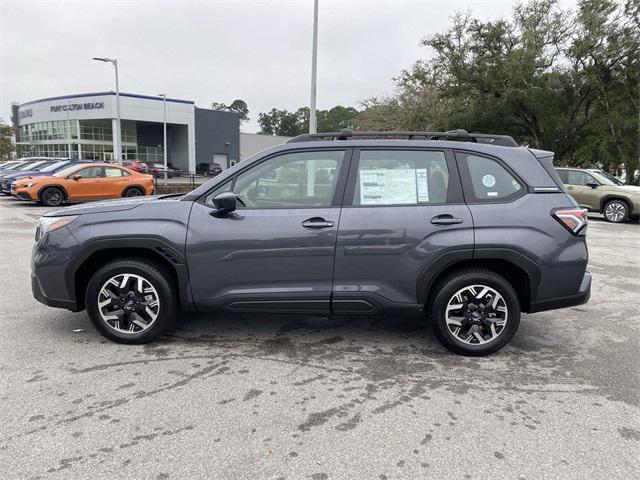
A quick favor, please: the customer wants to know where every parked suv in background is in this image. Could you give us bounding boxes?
[196,162,222,176]
[556,167,640,223]
[32,130,591,356]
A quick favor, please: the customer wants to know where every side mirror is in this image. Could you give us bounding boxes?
[71,174,82,181]
[210,192,237,216]
[585,182,599,189]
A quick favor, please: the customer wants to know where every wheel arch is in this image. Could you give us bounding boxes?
[600,195,633,214]
[37,183,69,201]
[68,237,194,312]
[121,184,146,196]
[418,250,539,313]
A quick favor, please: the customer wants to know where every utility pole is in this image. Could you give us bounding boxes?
[93,57,122,165]
[309,0,319,134]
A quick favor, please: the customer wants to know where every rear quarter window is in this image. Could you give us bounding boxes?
[458,152,523,202]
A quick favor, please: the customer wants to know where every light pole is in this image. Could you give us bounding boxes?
[158,93,168,185]
[309,0,319,134]
[66,100,72,158]
[93,57,122,165]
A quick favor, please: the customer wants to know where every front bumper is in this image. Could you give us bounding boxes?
[528,271,591,313]
[31,273,80,311]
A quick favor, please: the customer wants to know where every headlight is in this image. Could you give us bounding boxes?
[39,215,78,232]
[20,182,37,188]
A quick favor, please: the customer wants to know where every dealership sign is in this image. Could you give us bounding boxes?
[50,102,105,113]
[18,109,33,120]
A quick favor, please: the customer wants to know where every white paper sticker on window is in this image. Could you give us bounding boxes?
[416,168,429,202]
[360,169,422,205]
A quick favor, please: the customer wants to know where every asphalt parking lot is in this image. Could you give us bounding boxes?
[0,196,638,480]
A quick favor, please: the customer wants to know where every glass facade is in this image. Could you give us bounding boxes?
[18,144,73,158]
[19,120,77,142]
[18,119,139,161]
[138,146,163,163]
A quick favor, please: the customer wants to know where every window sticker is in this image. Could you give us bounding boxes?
[482,174,496,187]
[416,168,430,202]
[360,168,429,205]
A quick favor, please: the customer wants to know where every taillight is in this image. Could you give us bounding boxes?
[552,208,588,235]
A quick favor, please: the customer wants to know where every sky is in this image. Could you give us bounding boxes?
[0,0,578,133]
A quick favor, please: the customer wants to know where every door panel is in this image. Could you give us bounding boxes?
[333,205,473,310]
[65,166,106,199]
[332,148,473,311]
[103,167,130,197]
[186,149,349,312]
[564,170,602,210]
[186,204,339,311]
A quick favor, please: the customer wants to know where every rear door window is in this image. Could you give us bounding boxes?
[566,170,596,186]
[458,153,523,202]
[352,150,449,205]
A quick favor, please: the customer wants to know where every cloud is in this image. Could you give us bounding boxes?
[0,0,577,132]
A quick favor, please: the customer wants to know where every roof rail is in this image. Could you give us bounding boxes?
[285,129,519,147]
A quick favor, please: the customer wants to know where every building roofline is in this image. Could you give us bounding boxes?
[19,91,194,107]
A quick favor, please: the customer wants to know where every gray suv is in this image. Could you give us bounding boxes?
[31,130,591,356]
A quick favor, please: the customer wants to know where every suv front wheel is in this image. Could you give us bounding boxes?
[85,259,177,343]
[429,269,521,356]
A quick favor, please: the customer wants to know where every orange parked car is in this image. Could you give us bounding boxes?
[11,162,155,207]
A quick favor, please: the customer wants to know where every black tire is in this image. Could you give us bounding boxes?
[123,187,144,197]
[40,187,65,207]
[603,199,629,223]
[85,258,177,344]
[429,269,520,356]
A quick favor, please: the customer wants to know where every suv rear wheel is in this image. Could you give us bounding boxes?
[603,199,629,223]
[429,269,520,356]
[85,259,177,344]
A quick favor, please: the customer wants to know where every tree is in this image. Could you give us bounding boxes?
[0,124,15,161]
[258,105,359,136]
[211,99,249,123]
[354,0,639,183]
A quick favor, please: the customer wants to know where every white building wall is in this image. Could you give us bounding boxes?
[17,93,196,170]
[240,133,291,161]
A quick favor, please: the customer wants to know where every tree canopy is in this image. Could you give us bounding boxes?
[211,99,250,123]
[353,0,639,183]
[258,105,359,136]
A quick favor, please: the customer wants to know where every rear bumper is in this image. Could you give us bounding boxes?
[528,271,591,313]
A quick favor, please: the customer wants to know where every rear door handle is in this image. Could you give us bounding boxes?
[302,217,335,229]
[430,214,463,225]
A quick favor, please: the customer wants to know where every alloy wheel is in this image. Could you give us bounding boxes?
[42,189,63,206]
[97,273,160,334]
[445,284,508,345]
[125,189,143,197]
[604,202,626,222]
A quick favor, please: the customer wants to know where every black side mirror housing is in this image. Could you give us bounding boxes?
[586,182,599,189]
[71,174,82,181]
[210,192,237,216]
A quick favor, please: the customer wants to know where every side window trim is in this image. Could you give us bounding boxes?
[342,147,463,207]
[198,147,353,209]
[454,149,526,204]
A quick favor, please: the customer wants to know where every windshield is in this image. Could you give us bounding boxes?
[1,161,21,170]
[16,161,43,171]
[40,161,70,173]
[53,164,83,177]
[591,170,624,186]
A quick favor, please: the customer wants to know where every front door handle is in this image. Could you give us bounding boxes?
[430,214,463,225]
[302,217,335,230]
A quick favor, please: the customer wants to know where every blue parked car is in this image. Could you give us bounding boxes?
[1,159,93,194]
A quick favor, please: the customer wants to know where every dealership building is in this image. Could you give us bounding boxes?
[11,91,241,172]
